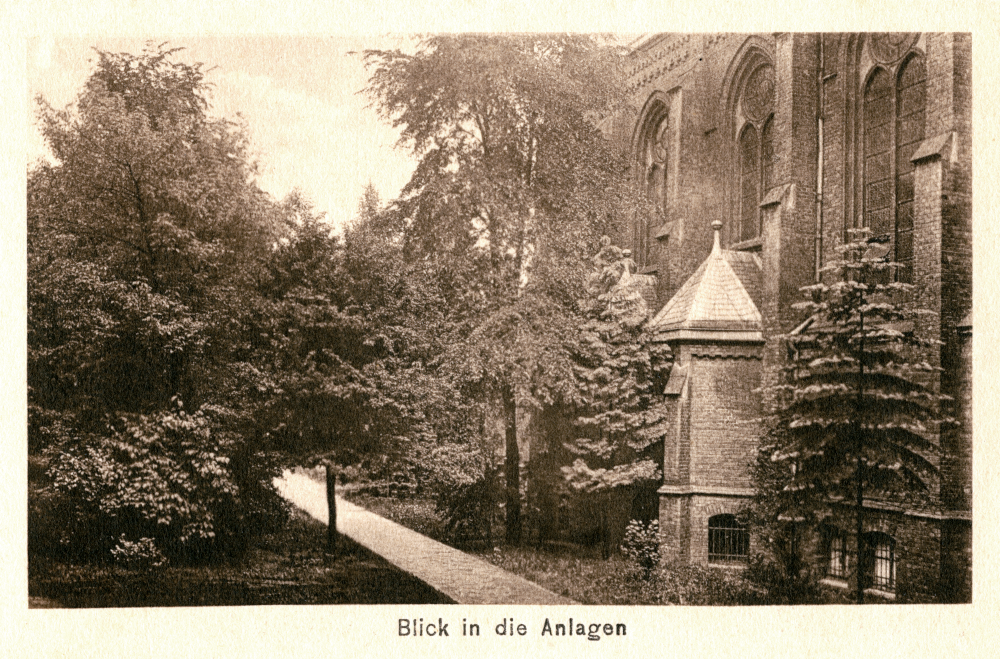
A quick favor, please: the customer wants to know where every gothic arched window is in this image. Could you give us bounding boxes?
[739,124,760,242]
[645,113,670,214]
[635,102,671,269]
[862,52,926,283]
[733,63,775,245]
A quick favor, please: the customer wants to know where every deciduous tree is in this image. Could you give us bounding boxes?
[29,43,289,562]
[363,35,645,543]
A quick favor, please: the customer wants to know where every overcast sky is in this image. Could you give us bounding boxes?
[27,35,419,230]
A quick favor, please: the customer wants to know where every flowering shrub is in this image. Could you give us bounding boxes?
[38,407,288,563]
[621,519,661,578]
[110,535,168,569]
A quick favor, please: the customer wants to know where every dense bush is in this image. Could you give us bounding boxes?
[31,407,288,564]
[621,519,661,578]
[639,561,767,605]
[423,442,504,549]
[742,553,826,605]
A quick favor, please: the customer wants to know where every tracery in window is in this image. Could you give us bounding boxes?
[636,104,671,268]
[645,115,670,213]
[733,63,774,245]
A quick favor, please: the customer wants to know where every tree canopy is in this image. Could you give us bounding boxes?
[29,43,291,562]
[363,34,649,543]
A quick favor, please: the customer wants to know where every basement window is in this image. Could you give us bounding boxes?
[864,532,896,592]
[708,514,749,563]
[827,529,848,579]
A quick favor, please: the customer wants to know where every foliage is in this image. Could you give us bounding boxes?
[30,508,451,606]
[554,239,668,556]
[742,553,825,605]
[364,35,647,544]
[563,239,669,493]
[482,545,767,605]
[111,536,168,569]
[34,406,288,563]
[430,457,504,549]
[344,495,449,544]
[621,519,661,578]
[28,43,289,563]
[748,229,948,602]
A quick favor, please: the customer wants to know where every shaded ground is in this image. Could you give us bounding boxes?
[28,508,450,608]
[278,471,572,604]
[342,491,783,605]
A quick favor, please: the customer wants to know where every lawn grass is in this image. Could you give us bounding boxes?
[29,508,450,607]
[345,493,449,543]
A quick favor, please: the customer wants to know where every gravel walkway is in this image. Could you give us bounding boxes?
[274,470,575,605]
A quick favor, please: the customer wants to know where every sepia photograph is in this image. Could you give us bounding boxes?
[10,5,992,655]
[24,31,972,610]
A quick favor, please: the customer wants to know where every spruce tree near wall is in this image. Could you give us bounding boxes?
[747,230,948,603]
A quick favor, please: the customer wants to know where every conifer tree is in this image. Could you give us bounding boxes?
[750,229,947,603]
[562,238,670,558]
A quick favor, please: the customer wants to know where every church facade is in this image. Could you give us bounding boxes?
[612,33,972,602]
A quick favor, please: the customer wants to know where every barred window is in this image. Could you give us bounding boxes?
[827,530,848,578]
[864,532,897,591]
[708,514,749,563]
[862,53,925,283]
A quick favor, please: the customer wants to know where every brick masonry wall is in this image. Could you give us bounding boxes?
[688,496,751,565]
[937,33,973,515]
[629,34,971,590]
[688,354,762,489]
[817,509,948,603]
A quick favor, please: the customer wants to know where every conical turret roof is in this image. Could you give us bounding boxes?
[649,221,763,342]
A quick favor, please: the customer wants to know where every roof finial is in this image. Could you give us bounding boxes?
[711,220,723,255]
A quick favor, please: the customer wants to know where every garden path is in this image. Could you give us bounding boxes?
[273,470,576,605]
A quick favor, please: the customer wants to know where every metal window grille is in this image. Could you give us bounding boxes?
[708,515,748,563]
[867,534,896,591]
[828,533,847,578]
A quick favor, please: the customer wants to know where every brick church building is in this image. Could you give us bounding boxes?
[609,33,972,602]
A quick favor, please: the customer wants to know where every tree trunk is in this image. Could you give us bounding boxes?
[326,462,338,554]
[503,386,522,545]
[600,502,611,560]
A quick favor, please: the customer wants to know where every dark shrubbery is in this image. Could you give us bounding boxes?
[742,554,826,605]
[30,407,288,565]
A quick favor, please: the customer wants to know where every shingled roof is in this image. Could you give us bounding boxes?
[649,221,763,342]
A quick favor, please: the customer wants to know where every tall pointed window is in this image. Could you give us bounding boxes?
[636,102,671,269]
[734,63,775,245]
[863,53,926,283]
[645,113,670,214]
[739,125,760,243]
